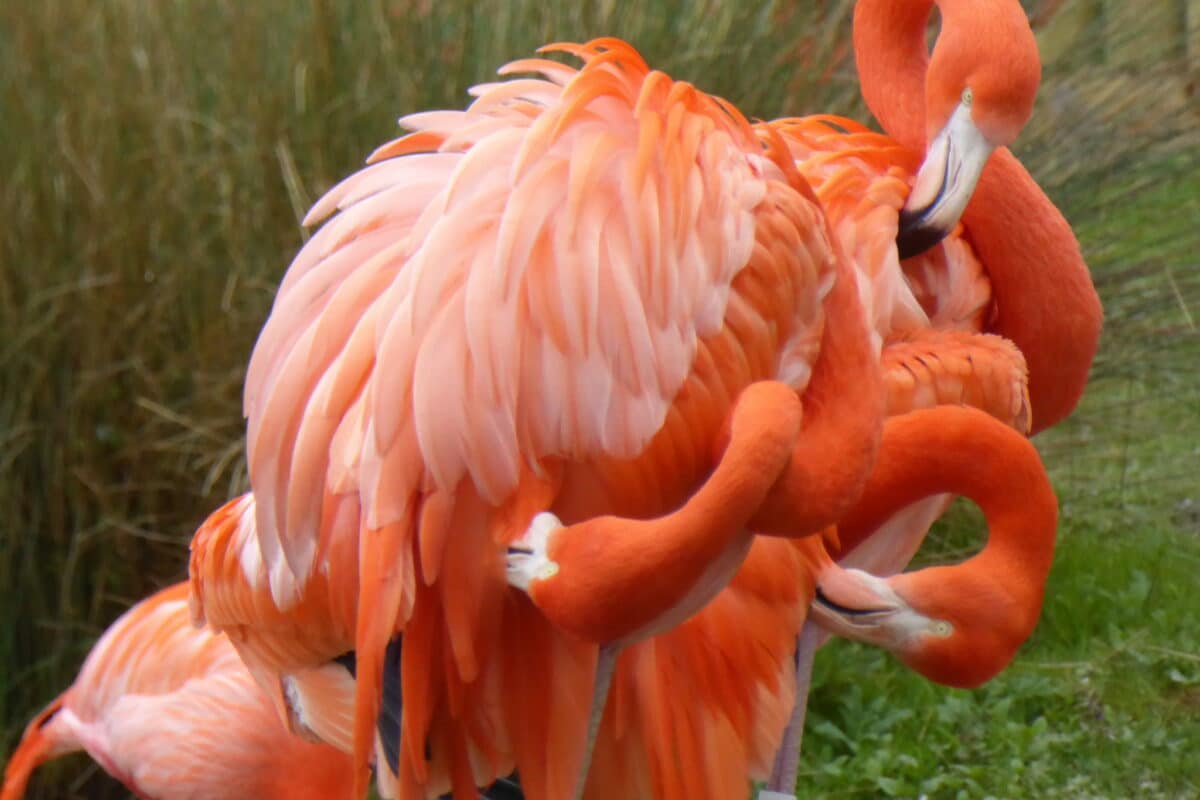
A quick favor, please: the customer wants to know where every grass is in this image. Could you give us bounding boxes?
[2,1,1198,798]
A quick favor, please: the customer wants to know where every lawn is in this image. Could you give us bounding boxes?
[2,2,1197,798]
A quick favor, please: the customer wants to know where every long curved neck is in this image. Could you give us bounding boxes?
[835,405,1059,689]
[749,246,884,536]
[854,0,1102,433]
[1,694,73,800]
[853,0,935,150]
[962,155,1102,433]
[836,405,1058,584]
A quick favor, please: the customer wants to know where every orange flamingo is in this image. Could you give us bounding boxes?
[854,0,1102,433]
[753,0,1101,789]
[190,37,884,800]
[762,336,1033,797]
[1,583,353,800]
[808,404,1059,688]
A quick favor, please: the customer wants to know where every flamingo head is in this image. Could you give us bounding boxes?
[897,0,1041,259]
[810,559,1043,689]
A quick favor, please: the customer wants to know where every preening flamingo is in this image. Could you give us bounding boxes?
[810,405,1058,688]
[855,0,1102,433]
[190,37,886,800]
[1,583,353,800]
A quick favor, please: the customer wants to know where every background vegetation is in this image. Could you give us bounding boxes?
[1,1,1197,797]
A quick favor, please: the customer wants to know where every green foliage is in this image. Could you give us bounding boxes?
[2,1,1198,798]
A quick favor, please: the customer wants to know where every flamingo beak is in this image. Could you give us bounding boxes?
[809,565,903,648]
[896,102,996,260]
[810,565,943,654]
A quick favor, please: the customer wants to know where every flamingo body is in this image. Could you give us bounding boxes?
[1,583,353,800]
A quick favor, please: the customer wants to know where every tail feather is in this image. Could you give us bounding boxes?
[2,695,71,800]
[354,516,414,799]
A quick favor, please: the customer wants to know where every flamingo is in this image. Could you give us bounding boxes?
[755,404,1061,799]
[751,0,1101,790]
[1,583,353,800]
[809,405,1059,689]
[190,36,886,800]
[853,0,1102,432]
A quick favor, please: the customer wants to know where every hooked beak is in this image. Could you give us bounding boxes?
[809,565,904,648]
[896,103,997,260]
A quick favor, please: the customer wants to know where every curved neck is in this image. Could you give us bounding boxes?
[853,0,935,150]
[836,405,1057,583]
[1,695,71,800]
[749,247,884,536]
[833,406,1058,689]
[854,0,1102,433]
[531,381,804,645]
[962,154,1101,433]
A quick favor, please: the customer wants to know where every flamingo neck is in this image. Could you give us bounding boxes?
[748,248,884,536]
[853,0,935,151]
[837,405,1058,599]
[960,155,1101,433]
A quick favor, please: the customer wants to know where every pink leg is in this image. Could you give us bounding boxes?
[763,621,822,798]
[574,643,619,800]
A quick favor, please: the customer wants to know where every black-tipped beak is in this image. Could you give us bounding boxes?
[896,103,996,261]
[897,208,953,260]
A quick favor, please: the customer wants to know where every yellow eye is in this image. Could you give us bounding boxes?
[931,620,953,637]
[961,87,974,107]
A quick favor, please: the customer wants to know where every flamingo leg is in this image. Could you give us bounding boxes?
[574,643,619,800]
[762,620,822,799]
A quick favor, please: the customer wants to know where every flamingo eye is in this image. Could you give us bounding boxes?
[961,87,974,107]
[931,620,953,637]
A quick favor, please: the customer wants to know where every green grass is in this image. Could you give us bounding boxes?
[2,1,1199,798]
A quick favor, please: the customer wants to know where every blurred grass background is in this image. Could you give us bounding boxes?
[1,0,1197,797]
